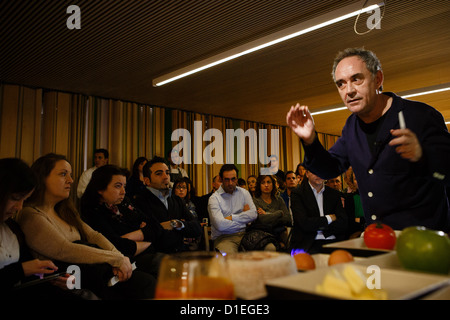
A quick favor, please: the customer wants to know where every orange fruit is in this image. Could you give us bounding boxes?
[293,252,316,271]
[328,249,354,266]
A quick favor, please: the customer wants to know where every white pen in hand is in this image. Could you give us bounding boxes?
[398,111,406,129]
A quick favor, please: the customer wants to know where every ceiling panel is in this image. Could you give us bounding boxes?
[1,0,449,136]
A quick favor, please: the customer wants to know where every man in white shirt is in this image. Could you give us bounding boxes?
[208,164,257,254]
[289,170,348,253]
[77,149,109,198]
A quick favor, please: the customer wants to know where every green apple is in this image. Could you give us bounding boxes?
[396,226,450,275]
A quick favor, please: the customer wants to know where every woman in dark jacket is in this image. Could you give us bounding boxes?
[80,165,171,279]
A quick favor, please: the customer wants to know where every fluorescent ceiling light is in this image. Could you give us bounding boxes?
[311,106,348,116]
[401,87,450,99]
[153,0,385,87]
[312,83,450,116]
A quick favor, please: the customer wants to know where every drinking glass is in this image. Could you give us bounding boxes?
[155,251,235,299]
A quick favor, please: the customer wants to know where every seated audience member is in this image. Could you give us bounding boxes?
[274,174,285,193]
[280,171,298,224]
[250,175,292,250]
[167,149,188,187]
[16,153,156,299]
[133,156,202,253]
[173,177,198,219]
[0,158,83,300]
[208,164,257,254]
[295,163,306,185]
[246,175,257,197]
[326,175,343,192]
[237,178,247,189]
[193,175,221,222]
[77,148,109,198]
[173,177,201,250]
[125,157,147,199]
[343,167,365,238]
[80,165,169,278]
[267,154,284,176]
[290,170,348,254]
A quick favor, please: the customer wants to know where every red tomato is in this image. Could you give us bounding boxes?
[363,223,396,250]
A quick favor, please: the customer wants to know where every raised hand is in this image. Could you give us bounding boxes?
[286,103,316,145]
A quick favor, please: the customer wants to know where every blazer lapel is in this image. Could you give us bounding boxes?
[145,188,170,216]
[300,181,321,217]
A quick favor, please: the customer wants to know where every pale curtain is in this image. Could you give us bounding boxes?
[1,83,340,201]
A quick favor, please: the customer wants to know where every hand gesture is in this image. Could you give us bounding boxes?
[286,104,316,145]
[389,129,423,162]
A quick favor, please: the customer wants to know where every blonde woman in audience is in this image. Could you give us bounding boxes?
[16,153,155,299]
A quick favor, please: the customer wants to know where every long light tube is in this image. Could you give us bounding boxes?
[311,85,450,116]
[401,87,450,99]
[153,1,385,87]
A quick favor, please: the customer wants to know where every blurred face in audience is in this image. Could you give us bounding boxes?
[170,151,182,166]
[260,176,273,195]
[44,160,73,203]
[99,175,126,206]
[174,182,188,199]
[306,171,325,191]
[285,172,298,190]
[247,176,256,193]
[221,170,238,194]
[296,165,306,183]
[326,177,342,191]
[2,191,34,221]
[94,152,108,168]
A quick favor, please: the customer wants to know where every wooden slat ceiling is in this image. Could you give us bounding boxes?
[1,0,449,136]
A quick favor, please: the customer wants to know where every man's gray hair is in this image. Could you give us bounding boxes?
[331,48,383,91]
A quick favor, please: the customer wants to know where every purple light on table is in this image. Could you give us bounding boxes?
[290,248,306,256]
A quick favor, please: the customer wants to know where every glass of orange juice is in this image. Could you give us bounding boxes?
[155,251,235,300]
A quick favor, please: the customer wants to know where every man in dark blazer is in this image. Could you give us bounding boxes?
[192,175,222,223]
[287,48,450,232]
[133,156,202,253]
[289,170,348,254]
